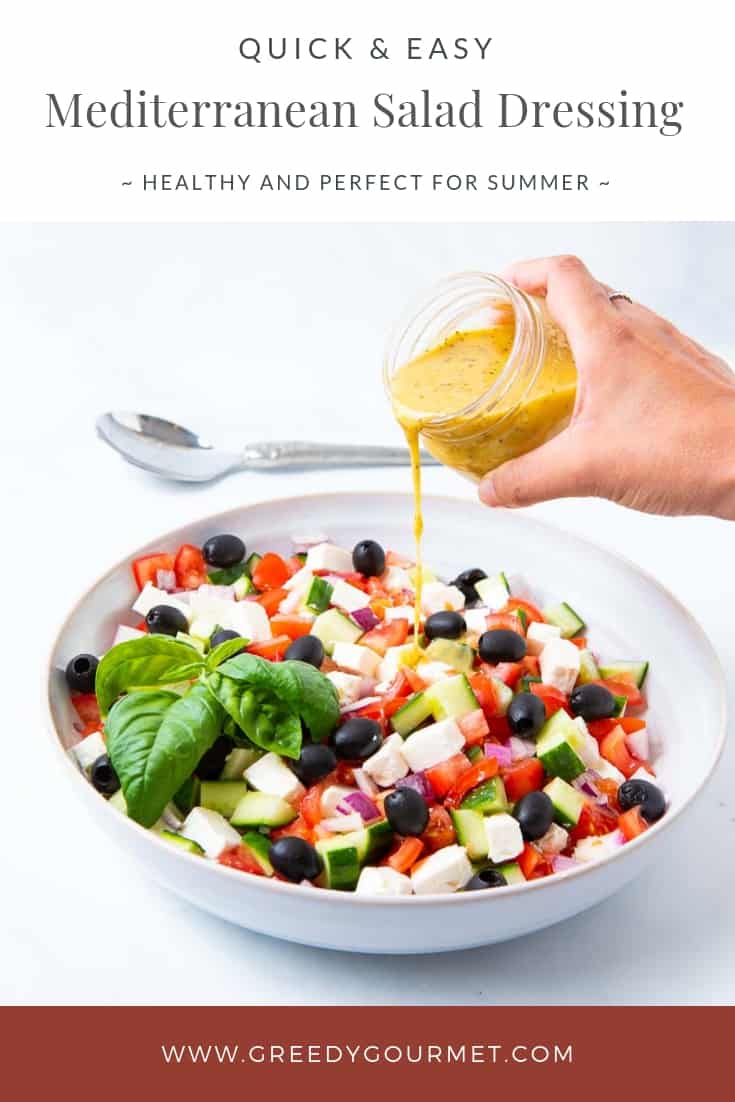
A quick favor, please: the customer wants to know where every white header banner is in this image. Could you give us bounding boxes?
[2,0,732,221]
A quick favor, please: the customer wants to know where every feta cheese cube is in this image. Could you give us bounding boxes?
[377,644,417,683]
[305,543,353,574]
[226,601,272,642]
[415,660,453,685]
[319,785,357,817]
[71,730,106,771]
[188,590,235,625]
[536,822,569,854]
[325,671,364,706]
[284,565,313,592]
[332,642,381,677]
[625,726,649,761]
[484,813,524,862]
[463,607,490,634]
[356,866,413,897]
[401,718,464,772]
[180,807,242,858]
[189,617,216,643]
[244,752,305,803]
[362,733,409,787]
[329,578,371,613]
[382,565,414,593]
[539,637,581,695]
[420,582,466,617]
[111,623,146,646]
[571,716,604,768]
[132,583,191,622]
[383,605,415,623]
[573,830,624,863]
[526,621,562,656]
[594,758,626,785]
[411,844,473,895]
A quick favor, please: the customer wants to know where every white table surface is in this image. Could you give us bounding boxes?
[2,222,733,1005]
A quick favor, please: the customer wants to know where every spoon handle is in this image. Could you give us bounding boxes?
[241,441,439,470]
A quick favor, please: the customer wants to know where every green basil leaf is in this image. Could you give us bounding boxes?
[95,636,205,717]
[206,637,250,671]
[205,668,300,759]
[105,683,224,827]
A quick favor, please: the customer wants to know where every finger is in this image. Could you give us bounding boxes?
[501,255,615,347]
[478,432,597,509]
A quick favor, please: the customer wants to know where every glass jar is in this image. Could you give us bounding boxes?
[384,272,577,481]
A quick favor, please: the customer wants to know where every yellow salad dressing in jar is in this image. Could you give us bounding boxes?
[384,272,577,621]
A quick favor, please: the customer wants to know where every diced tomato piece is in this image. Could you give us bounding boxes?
[591,676,645,711]
[255,588,289,616]
[271,815,315,844]
[218,845,265,875]
[486,715,512,740]
[134,620,148,633]
[383,836,424,873]
[360,619,409,656]
[385,550,413,567]
[568,637,589,649]
[173,544,208,590]
[587,716,647,741]
[529,682,570,717]
[419,806,456,852]
[402,666,425,693]
[599,724,639,779]
[444,757,499,809]
[519,842,551,880]
[486,612,526,636]
[268,614,313,640]
[468,670,501,718]
[457,709,490,746]
[567,801,619,847]
[382,669,414,704]
[489,661,525,689]
[247,635,291,661]
[424,753,472,798]
[251,552,291,591]
[348,698,387,730]
[72,693,101,726]
[500,598,545,626]
[618,806,648,841]
[503,757,545,802]
[79,719,104,738]
[594,777,621,811]
[366,576,390,599]
[286,555,304,577]
[335,762,356,787]
[131,552,174,592]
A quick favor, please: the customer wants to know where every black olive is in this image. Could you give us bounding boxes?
[352,539,386,578]
[424,610,467,641]
[465,867,507,891]
[291,743,337,786]
[269,837,323,882]
[195,735,234,780]
[145,604,190,637]
[507,692,546,738]
[90,755,120,796]
[618,778,666,823]
[513,790,554,841]
[284,635,325,668]
[202,534,246,568]
[570,683,617,721]
[332,717,382,761]
[450,568,488,606]
[478,628,527,663]
[384,788,430,836]
[65,653,99,694]
[210,628,245,652]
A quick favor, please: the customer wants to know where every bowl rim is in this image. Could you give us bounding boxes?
[44,490,728,908]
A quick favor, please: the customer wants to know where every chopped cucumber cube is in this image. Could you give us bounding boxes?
[542,602,586,639]
[451,809,489,861]
[310,608,363,653]
[219,746,262,780]
[598,661,649,688]
[424,673,479,720]
[544,776,585,828]
[577,649,601,685]
[159,830,204,856]
[240,830,274,875]
[474,572,510,610]
[230,792,296,828]
[536,710,587,781]
[199,781,249,819]
[497,861,525,885]
[391,691,434,736]
[304,575,333,614]
[460,776,509,815]
[424,638,475,672]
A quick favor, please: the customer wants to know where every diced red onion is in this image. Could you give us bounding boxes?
[320,812,364,833]
[340,694,381,715]
[353,768,380,798]
[351,607,380,632]
[484,742,513,767]
[551,855,579,873]
[396,771,435,803]
[291,533,329,553]
[156,569,177,592]
[509,736,535,762]
[573,770,606,801]
[338,791,380,822]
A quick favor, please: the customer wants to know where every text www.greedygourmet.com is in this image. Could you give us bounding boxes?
[160,1042,574,1066]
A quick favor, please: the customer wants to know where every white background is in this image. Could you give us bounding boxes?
[1,221,733,1004]
[3,0,735,220]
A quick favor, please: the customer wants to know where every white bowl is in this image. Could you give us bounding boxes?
[45,493,727,953]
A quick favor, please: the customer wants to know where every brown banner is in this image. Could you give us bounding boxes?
[2,1006,732,1098]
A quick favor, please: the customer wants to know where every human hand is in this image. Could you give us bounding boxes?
[478,255,735,519]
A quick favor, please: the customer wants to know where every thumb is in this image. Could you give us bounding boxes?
[478,433,595,508]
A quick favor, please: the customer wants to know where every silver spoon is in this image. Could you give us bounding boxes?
[96,411,438,484]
